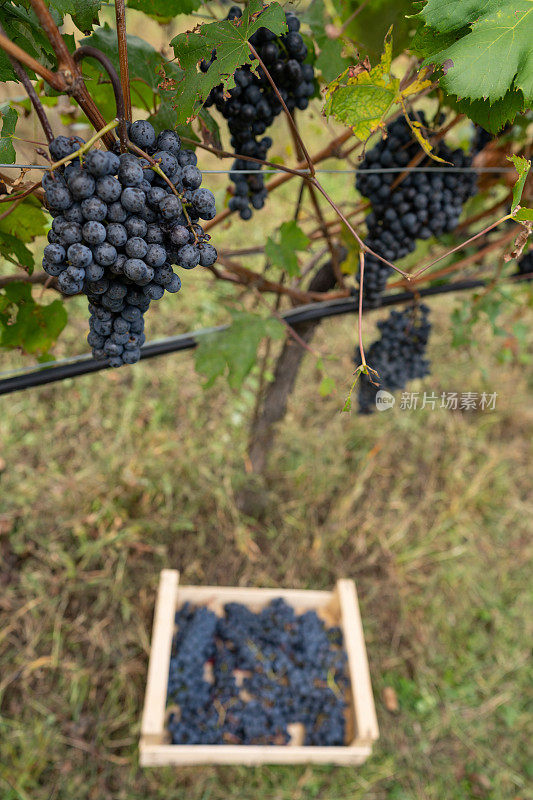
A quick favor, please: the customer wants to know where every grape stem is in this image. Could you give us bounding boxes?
[411,214,513,280]
[248,42,315,177]
[47,119,120,172]
[72,46,128,152]
[114,0,132,126]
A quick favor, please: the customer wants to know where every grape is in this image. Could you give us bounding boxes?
[57,271,82,295]
[107,201,128,222]
[42,259,65,277]
[85,262,105,281]
[60,222,82,246]
[166,273,182,293]
[67,243,93,268]
[143,282,165,300]
[47,230,61,244]
[81,196,107,221]
[63,203,84,224]
[82,221,106,245]
[97,175,122,203]
[66,265,85,282]
[166,597,348,746]
[198,243,217,267]
[67,171,95,200]
[177,244,200,269]
[106,223,128,247]
[156,129,182,156]
[145,244,167,267]
[146,223,165,244]
[203,9,314,219]
[121,187,146,213]
[147,186,169,208]
[118,159,144,187]
[124,216,148,238]
[122,348,142,364]
[49,135,80,162]
[152,150,178,177]
[182,165,202,189]
[159,195,182,220]
[93,243,117,267]
[124,258,153,285]
[177,150,197,167]
[43,244,66,264]
[170,225,190,247]
[85,150,114,177]
[45,184,73,211]
[125,237,148,259]
[129,119,156,149]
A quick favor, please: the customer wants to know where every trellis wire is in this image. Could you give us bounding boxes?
[0,163,518,174]
[1,277,527,396]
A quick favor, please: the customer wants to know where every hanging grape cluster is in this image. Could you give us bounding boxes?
[358,304,432,414]
[356,114,478,305]
[203,7,315,219]
[42,122,217,367]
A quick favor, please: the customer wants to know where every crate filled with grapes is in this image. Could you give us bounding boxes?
[140,571,378,766]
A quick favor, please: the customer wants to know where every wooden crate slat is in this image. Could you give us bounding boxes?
[336,578,379,743]
[177,586,333,608]
[141,569,179,741]
[140,743,372,767]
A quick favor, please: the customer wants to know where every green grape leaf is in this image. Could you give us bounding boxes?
[127,0,201,23]
[324,31,399,140]
[418,0,533,104]
[0,197,49,244]
[0,282,67,355]
[316,38,350,83]
[0,232,36,270]
[0,105,18,164]
[508,155,531,211]
[195,309,285,390]
[265,221,310,277]
[52,0,102,33]
[0,3,55,80]
[170,0,287,123]
[448,89,526,133]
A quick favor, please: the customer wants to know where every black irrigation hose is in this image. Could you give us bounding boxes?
[0,276,530,396]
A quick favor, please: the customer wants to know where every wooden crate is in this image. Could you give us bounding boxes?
[140,570,378,766]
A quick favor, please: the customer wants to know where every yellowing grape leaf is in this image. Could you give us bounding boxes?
[323,30,399,140]
[508,154,531,211]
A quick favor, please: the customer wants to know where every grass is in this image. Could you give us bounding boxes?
[1,288,532,800]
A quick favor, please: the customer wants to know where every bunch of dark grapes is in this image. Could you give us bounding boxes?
[203,7,314,219]
[167,598,349,746]
[356,114,477,304]
[358,304,431,414]
[42,121,217,367]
